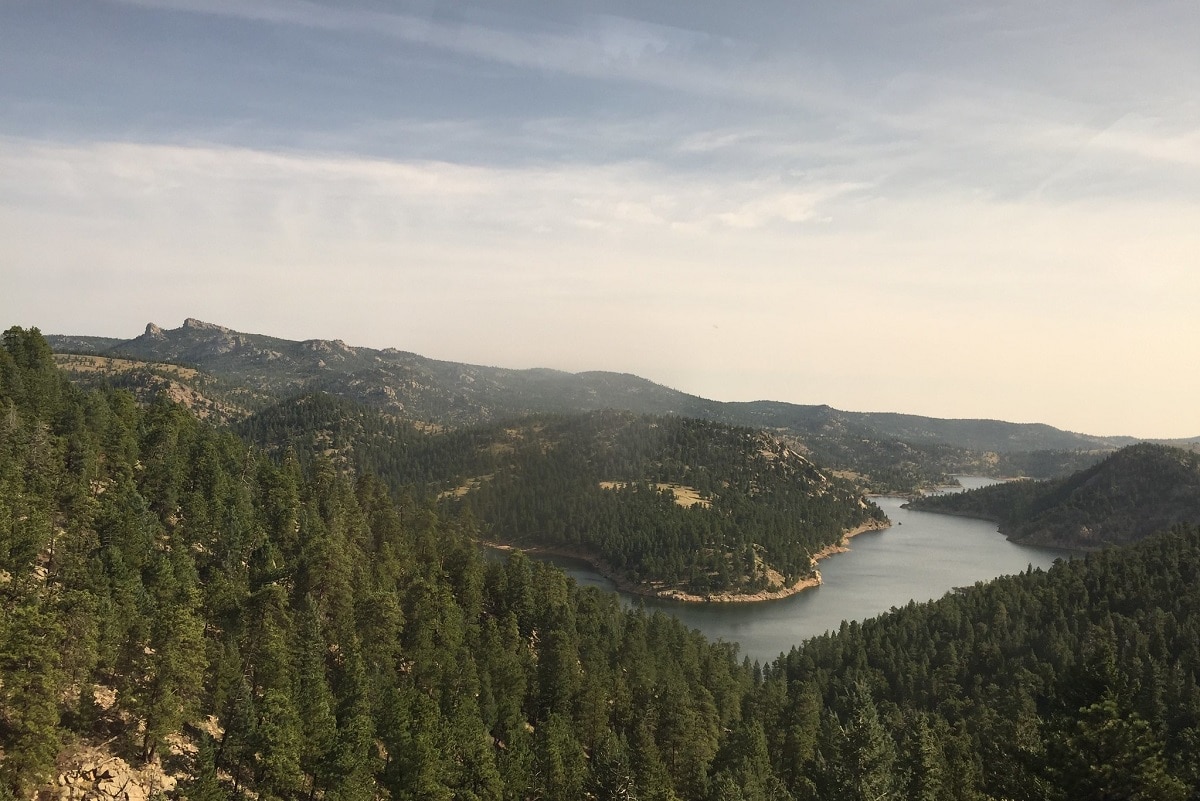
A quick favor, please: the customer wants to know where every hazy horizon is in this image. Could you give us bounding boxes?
[3,1,1198,439]
[35,313,1192,441]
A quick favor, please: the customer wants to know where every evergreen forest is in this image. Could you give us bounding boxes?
[906,443,1200,549]
[3,326,1200,800]
[237,394,884,595]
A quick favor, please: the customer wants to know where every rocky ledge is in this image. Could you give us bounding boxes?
[50,757,176,801]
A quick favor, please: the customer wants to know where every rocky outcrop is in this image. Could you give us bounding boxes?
[50,757,176,801]
[180,318,230,334]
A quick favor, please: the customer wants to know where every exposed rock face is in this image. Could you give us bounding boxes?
[301,338,357,357]
[180,318,230,333]
[50,757,177,801]
[135,319,245,358]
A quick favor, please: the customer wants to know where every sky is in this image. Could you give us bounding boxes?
[2,1,1198,438]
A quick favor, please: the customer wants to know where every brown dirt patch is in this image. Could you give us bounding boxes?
[598,481,711,508]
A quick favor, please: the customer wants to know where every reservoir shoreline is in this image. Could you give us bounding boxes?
[480,517,891,604]
[494,481,1069,664]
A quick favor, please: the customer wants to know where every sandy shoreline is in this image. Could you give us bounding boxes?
[480,518,891,604]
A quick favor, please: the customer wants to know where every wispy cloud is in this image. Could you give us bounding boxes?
[33,0,1197,211]
[5,1,1199,436]
[107,0,786,103]
[0,137,872,237]
[4,136,1197,316]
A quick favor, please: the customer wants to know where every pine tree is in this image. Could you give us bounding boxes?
[0,591,65,796]
[294,603,338,794]
[832,686,898,801]
[325,650,377,801]
[533,712,586,801]
[255,688,303,801]
[132,552,207,762]
[184,733,227,801]
[1054,694,1187,801]
[903,715,946,801]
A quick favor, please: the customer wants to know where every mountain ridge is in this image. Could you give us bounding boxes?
[45,318,1194,490]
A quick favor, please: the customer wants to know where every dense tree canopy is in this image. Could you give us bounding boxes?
[239,396,884,595]
[907,443,1200,549]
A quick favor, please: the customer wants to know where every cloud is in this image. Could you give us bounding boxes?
[0,137,868,240]
[6,0,1200,436]
[4,135,1197,317]
[4,134,1198,436]
[21,2,1194,213]
[108,0,756,98]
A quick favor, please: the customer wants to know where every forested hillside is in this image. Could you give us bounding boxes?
[237,393,885,598]
[6,324,1200,801]
[50,352,269,424]
[757,524,1200,800]
[0,326,756,800]
[905,443,1200,548]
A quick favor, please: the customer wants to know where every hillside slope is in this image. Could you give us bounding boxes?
[51,352,271,423]
[905,443,1200,548]
[237,394,886,599]
[49,319,716,425]
[0,326,761,801]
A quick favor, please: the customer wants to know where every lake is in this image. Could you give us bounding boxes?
[516,477,1069,665]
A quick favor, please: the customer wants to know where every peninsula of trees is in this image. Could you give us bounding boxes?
[905,443,1200,549]
[236,394,885,599]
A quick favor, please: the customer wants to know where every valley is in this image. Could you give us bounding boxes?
[4,322,1200,801]
[7,4,1195,799]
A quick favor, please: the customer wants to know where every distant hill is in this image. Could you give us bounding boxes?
[236,394,885,599]
[843,410,1138,453]
[51,352,270,423]
[905,443,1200,549]
[48,319,719,424]
[47,318,1179,490]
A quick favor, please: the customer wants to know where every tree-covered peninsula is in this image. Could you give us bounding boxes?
[905,443,1200,549]
[237,394,886,600]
